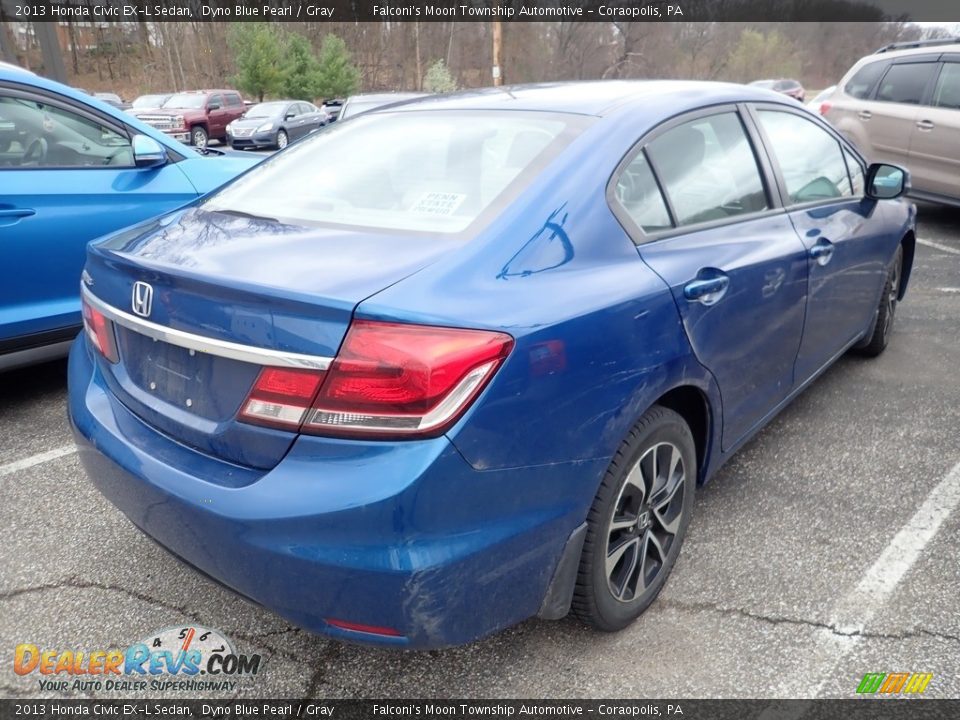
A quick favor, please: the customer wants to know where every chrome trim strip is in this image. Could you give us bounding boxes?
[81,285,333,371]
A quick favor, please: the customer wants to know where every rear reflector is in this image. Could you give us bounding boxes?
[325,618,403,637]
[81,296,118,363]
[303,320,514,438]
[239,367,325,430]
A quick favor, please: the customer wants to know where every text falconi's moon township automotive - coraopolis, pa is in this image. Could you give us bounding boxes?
[371,4,682,17]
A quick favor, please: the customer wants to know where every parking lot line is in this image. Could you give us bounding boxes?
[834,458,960,632]
[918,238,960,255]
[0,444,76,478]
[772,459,960,702]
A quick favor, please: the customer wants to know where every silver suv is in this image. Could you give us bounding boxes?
[824,39,960,207]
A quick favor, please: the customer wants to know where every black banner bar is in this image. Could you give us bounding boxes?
[5,0,960,23]
[3,700,960,720]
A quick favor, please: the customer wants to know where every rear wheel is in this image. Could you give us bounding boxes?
[190,126,208,150]
[276,130,288,150]
[572,406,696,631]
[855,245,902,357]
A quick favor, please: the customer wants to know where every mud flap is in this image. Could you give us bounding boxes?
[537,522,587,620]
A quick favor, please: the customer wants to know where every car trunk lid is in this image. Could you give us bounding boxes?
[83,208,454,471]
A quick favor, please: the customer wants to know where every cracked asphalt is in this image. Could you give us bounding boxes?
[1,204,958,700]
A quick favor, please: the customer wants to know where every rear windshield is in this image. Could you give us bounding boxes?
[204,111,583,234]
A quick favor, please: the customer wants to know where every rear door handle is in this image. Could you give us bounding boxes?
[858,110,872,121]
[683,274,730,306]
[916,119,935,130]
[809,240,835,266]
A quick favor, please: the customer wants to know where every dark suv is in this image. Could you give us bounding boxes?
[137,90,246,149]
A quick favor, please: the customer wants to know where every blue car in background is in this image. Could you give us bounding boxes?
[69,81,914,648]
[0,65,259,371]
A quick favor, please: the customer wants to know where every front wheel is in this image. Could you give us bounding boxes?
[855,245,902,357]
[190,126,208,150]
[572,405,696,632]
[276,130,288,150]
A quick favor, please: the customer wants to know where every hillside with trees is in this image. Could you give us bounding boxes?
[0,20,954,100]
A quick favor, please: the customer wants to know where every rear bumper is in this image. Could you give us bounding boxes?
[68,337,595,648]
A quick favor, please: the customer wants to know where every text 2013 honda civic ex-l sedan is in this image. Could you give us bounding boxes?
[69,81,915,648]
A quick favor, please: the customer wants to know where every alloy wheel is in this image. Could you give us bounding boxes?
[606,442,686,603]
[883,254,901,340]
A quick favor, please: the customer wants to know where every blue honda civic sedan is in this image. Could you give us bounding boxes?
[68,81,915,648]
[0,65,259,371]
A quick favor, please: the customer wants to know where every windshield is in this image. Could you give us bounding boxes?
[133,94,168,109]
[244,102,286,119]
[204,111,580,234]
[162,93,206,110]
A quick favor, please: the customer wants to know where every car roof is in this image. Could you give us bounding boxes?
[385,80,798,117]
[0,61,34,75]
[347,92,428,103]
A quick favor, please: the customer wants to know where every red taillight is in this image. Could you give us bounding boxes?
[324,618,403,637]
[81,297,118,363]
[239,367,326,430]
[303,320,513,438]
[819,102,831,116]
[238,320,514,437]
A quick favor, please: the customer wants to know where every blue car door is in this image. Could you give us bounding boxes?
[610,107,809,450]
[749,105,897,382]
[0,86,197,344]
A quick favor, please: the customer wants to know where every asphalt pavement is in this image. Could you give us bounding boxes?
[1,204,958,700]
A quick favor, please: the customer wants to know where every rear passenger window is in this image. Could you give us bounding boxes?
[933,63,960,109]
[843,148,865,196]
[226,93,242,107]
[758,110,852,204]
[646,112,768,227]
[844,61,888,99]
[614,152,672,232]
[876,63,935,105]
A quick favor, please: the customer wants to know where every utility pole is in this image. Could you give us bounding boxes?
[492,19,503,86]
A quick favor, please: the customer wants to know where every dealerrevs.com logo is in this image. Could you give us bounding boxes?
[14,626,262,693]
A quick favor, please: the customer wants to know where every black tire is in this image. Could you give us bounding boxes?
[572,405,696,631]
[855,244,902,358]
[276,129,289,150]
[190,126,208,150]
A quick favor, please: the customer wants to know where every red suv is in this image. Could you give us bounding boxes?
[136,90,246,149]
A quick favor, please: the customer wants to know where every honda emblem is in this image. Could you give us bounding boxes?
[132,281,154,318]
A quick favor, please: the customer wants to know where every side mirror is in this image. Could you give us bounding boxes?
[284,112,296,120]
[866,163,909,200]
[132,134,167,168]
[207,102,221,111]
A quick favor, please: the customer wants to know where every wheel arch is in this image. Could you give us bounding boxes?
[651,385,715,485]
